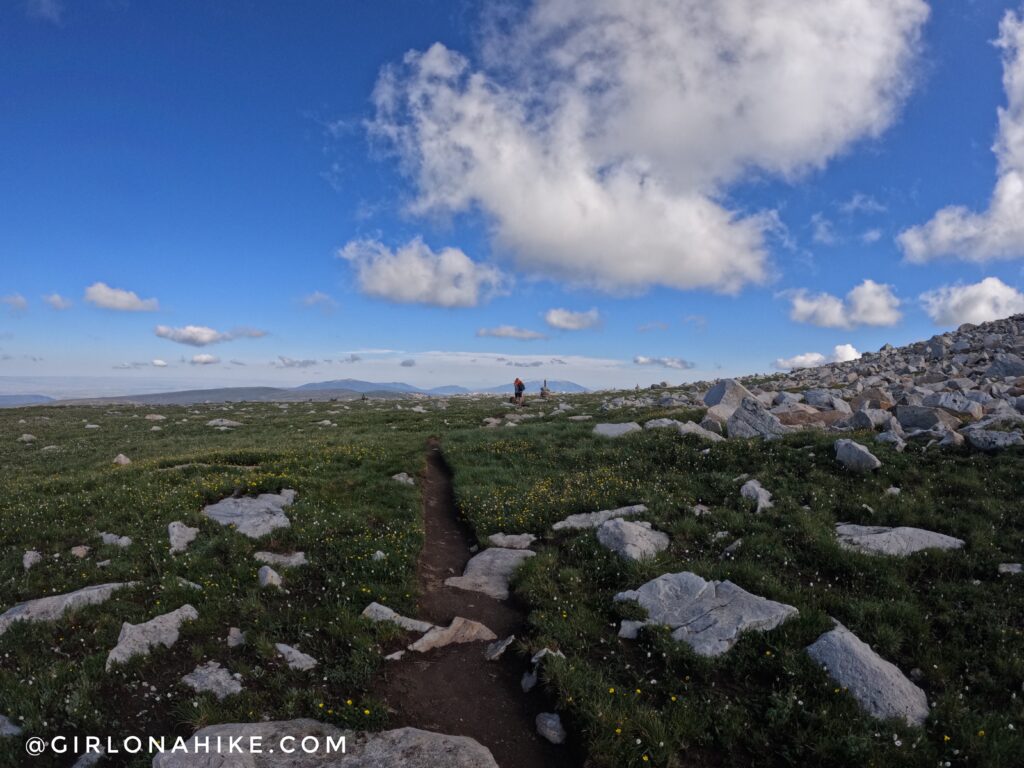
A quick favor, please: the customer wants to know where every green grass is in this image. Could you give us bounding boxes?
[2,394,1022,767]
[442,396,1024,768]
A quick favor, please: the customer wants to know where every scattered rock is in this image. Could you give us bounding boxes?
[168,521,199,554]
[484,635,515,661]
[255,551,308,568]
[17,433,36,443]
[181,661,242,700]
[0,715,22,737]
[0,582,135,637]
[112,454,131,466]
[361,602,435,633]
[106,604,198,670]
[203,490,296,539]
[444,548,536,600]
[521,671,538,692]
[258,565,283,589]
[205,419,242,428]
[835,523,965,556]
[834,439,882,472]
[227,627,246,647]
[727,397,791,439]
[22,550,42,571]
[614,571,798,656]
[153,722,498,768]
[487,532,537,550]
[99,532,132,548]
[998,563,1022,574]
[806,622,929,727]
[740,480,774,513]
[385,650,406,661]
[535,713,567,745]
[372,550,386,561]
[275,643,318,671]
[71,545,91,558]
[552,504,648,531]
[409,617,497,653]
[392,472,416,486]
[593,422,642,438]
[596,518,669,560]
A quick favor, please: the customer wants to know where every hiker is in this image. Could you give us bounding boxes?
[513,377,525,405]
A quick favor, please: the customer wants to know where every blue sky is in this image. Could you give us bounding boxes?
[4,0,1024,395]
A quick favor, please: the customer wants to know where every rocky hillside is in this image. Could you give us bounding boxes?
[604,313,1024,453]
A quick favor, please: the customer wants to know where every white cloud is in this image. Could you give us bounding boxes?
[787,279,901,329]
[369,0,927,293]
[85,282,159,312]
[151,359,168,368]
[27,0,62,23]
[190,354,219,366]
[840,193,886,215]
[900,10,1024,263]
[774,343,861,370]
[544,308,601,331]
[302,291,338,310]
[861,228,883,244]
[811,213,838,245]
[920,277,1024,325]
[637,321,669,332]
[154,325,266,347]
[43,293,72,310]
[477,325,547,340]
[339,237,507,307]
[634,355,696,370]
[1,294,28,314]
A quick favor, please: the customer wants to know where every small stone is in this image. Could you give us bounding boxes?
[521,671,538,692]
[596,518,669,560]
[691,504,711,517]
[276,643,317,671]
[0,714,23,737]
[113,454,131,466]
[885,487,901,496]
[535,713,566,745]
[17,433,36,443]
[385,650,406,661]
[484,635,515,661]
[258,565,283,588]
[176,577,203,591]
[593,422,642,438]
[372,550,386,561]
[392,472,416,486]
[408,617,497,653]
[444,548,536,600]
[362,602,435,634]
[70,545,91,559]
[181,661,242,700]
[99,532,132,548]
[835,439,882,472]
[487,532,537,550]
[740,480,773,513]
[206,419,242,428]
[227,627,246,647]
[552,504,648,531]
[998,563,1022,575]
[22,550,42,571]
[254,551,307,568]
[168,521,199,554]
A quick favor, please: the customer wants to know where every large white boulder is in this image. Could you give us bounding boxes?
[834,439,882,472]
[444,548,535,600]
[203,490,296,539]
[0,582,135,637]
[106,604,198,670]
[835,524,964,556]
[596,519,669,561]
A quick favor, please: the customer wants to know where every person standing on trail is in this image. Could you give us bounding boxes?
[514,377,525,404]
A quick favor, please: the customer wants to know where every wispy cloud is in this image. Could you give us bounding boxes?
[272,356,319,368]
[477,325,547,340]
[634,355,696,370]
[1,294,28,315]
[301,291,338,311]
[545,308,601,331]
[43,293,72,310]
[190,354,220,366]
[27,0,62,24]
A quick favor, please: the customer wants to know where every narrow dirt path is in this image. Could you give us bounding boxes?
[374,438,576,768]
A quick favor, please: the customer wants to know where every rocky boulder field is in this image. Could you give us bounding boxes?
[0,313,1022,767]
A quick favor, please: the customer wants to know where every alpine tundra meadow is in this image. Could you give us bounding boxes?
[3,1,1024,767]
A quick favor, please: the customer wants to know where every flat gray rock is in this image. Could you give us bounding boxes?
[965,429,1024,451]
[484,635,515,661]
[835,524,964,556]
[392,472,416,486]
[806,623,929,726]
[258,565,283,588]
[227,627,246,647]
[206,419,242,428]
[168,521,199,554]
[361,602,435,634]
[835,439,882,472]
[203,490,296,539]
[675,420,726,442]
[487,532,536,549]
[181,661,242,700]
[153,722,498,767]
[614,571,798,657]
[22,550,42,571]
[106,604,198,670]
[596,518,669,560]
[999,563,1023,574]
[593,422,642,438]
[444,548,535,600]
[99,531,133,548]
[276,643,317,671]
[703,379,755,414]
[408,617,497,653]
[0,582,135,637]
[255,551,308,568]
[552,504,648,531]
[0,714,22,737]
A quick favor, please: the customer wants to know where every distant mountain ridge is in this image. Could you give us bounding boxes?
[2,378,588,407]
